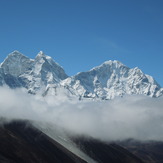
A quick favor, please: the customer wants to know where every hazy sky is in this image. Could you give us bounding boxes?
[0,0,162,86]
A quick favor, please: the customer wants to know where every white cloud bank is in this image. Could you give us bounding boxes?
[0,86,163,141]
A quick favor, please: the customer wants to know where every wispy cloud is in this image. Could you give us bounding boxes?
[95,37,131,56]
[98,38,119,49]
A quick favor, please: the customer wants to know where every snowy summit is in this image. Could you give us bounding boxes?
[0,51,162,100]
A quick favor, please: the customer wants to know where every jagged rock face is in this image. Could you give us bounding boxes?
[0,51,162,99]
[19,51,68,94]
[0,51,68,94]
[1,50,34,77]
[34,51,68,82]
[62,61,163,99]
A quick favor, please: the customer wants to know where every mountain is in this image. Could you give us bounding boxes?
[0,51,162,99]
[0,51,34,88]
[0,51,68,95]
[0,119,144,163]
[2,119,163,163]
[119,139,163,163]
[0,119,86,163]
[72,136,144,163]
[62,60,163,99]
[19,51,68,95]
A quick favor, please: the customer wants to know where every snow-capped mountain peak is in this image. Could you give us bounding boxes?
[3,50,28,61]
[0,51,162,100]
[35,51,47,59]
[35,51,62,68]
[62,60,163,99]
[37,50,44,56]
[1,51,34,77]
[34,51,68,80]
[103,60,124,66]
[8,50,21,55]
[17,51,68,94]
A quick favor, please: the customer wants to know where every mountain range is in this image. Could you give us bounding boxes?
[0,50,162,100]
[1,51,163,163]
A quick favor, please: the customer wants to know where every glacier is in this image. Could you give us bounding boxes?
[0,50,162,100]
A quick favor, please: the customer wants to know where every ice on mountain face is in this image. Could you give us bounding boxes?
[19,51,68,95]
[34,51,68,80]
[0,68,5,86]
[36,51,45,57]
[62,60,163,100]
[0,51,162,100]
[62,61,127,99]
[0,51,35,88]
[1,51,34,77]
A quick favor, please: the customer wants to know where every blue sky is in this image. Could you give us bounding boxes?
[0,0,163,86]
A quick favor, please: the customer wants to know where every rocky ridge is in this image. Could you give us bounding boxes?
[0,51,162,100]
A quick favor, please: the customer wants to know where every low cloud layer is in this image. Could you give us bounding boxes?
[0,86,163,141]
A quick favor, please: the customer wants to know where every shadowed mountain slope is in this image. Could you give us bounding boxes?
[72,136,144,163]
[0,120,147,163]
[120,140,163,163]
[0,120,86,163]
